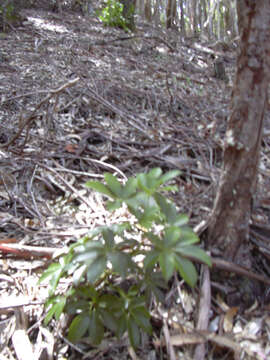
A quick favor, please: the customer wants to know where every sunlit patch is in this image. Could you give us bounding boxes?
[27,16,69,33]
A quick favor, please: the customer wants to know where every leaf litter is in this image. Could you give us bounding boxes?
[0,4,269,359]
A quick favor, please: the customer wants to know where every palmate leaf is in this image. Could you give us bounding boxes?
[178,227,200,245]
[100,307,119,333]
[85,180,115,198]
[117,314,127,337]
[174,254,197,287]
[102,228,115,248]
[38,262,62,284]
[174,245,212,267]
[154,193,188,226]
[143,271,167,303]
[38,263,64,295]
[103,174,138,200]
[106,199,123,210]
[104,173,123,197]
[121,177,137,198]
[159,251,175,282]
[144,249,159,270]
[73,240,104,264]
[44,296,66,325]
[163,226,182,246]
[73,249,101,264]
[68,313,90,342]
[137,171,161,194]
[137,168,180,195]
[126,192,160,227]
[40,166,212,348]
[138,206,160,229]
[76,284,98,299]
[88,310,104,345]
[108,251,134,278]
[86,256,107,283]
[159,169,181,184]
[72,264,87,285]
[127,317,140,348]
[131,306,152,334]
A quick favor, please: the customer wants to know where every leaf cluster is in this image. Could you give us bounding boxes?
[40,168,211,348]
[98,0,131,31]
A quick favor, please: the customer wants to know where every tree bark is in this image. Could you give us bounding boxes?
[207,0,270,266]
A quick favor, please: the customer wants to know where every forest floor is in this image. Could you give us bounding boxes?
[0,5,270,360]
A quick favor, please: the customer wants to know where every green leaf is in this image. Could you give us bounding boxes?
[137,173,158,194]
[126,192,160,227]
[85,181,115,198]
[68,313,90,342]
[72,264,87,285]
[139,206,160,229]
[104,173,123,197]
[73,249,100,265]
[52,297,66,320]
[143,250,159,270]
[102,228,115,248]
[148,167,163,178]
[122,177,137,198]
[100,308,119,332]
[179,227,200,245]
[78,239,104,251]
[127,317,140,348]
[44,304,58,325]
[145,231,161,245]
[174,255,197,287]
[143,271,167,303]
[73,241,104,265]
[132,307,152,334]
[175,214,190,226]
[108,251,134,278]
[86,256,107,283]
[88,310,104,345]
[48,268,64,295]
[44,296,66,325]
[38,262,61,284]
[106,199,123,210]
[65,299,89,315]
[159,169,181,184]
[159,251,175,282]
[137,168,180,195]
[154,193,179,224]
[164,226,181,246]
[117,314,127,337]
[78,284,98,299]
[175,245,212,267]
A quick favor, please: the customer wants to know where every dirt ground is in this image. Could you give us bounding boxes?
[0,6,270,359]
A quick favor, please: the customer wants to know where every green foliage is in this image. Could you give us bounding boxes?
[98,0,132,31]
[0,1,14,28]
[0,0,23,31]
[98,0,125,29]
[40,168,211,348]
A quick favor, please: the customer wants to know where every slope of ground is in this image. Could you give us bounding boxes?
[0,6,269,360]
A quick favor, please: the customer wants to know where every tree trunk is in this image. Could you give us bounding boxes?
[144,0,152,22]
[166,0,176,29]
[207,0,270,266]
[119,0,136,31]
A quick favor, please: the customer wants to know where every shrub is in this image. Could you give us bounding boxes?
[39,168,211,348]
[98,0,134,31]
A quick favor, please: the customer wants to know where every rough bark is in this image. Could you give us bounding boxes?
[207,0,270,265]
[166,0,176,29]
[144,0,152,22]
[119,0,136,31]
